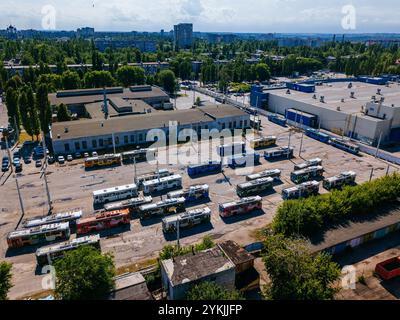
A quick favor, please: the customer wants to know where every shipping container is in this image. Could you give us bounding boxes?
[286,109,318,128]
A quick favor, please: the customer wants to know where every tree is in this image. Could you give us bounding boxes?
[61,70,81,90]
[157,70,177,95]
[5,88,20,128]
[84,71,115,88]
[0,262,13,300]
[54,246,115,300]
[18,89,32,136]
[262,235,341,300]
[36,84,52,134]
[187,282,243,300]
[116,66,145,87]
[26,86,40,140]
[57,104,71,122]
[255,63,271,82]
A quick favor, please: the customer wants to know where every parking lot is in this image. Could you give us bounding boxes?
[1,110,399,299]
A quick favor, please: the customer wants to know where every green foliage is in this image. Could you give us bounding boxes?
[116,66,145,87]
[54,246,115,300]
[18,88,31,135]
[187,282,244,300]
[0,262,13,300]
[262,235,341,300]
[254,63,271,81]
[159,236,215,261]
[273,174,400,237]
[157,69,177,94]
[5,87,20,128]
[61,70,81,90]
[84,70,115,88]
[36,84,52,134]
[57,104,71,122]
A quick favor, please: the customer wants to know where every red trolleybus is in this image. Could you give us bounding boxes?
[76,209,130,235]
[219,196,262,218]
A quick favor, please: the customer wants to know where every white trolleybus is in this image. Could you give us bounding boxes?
[323,171,357,191]
[138,197,186,219]
[162,207,212,233]
[167,184,209,203]
[36,234,101,266]
[142,174,182,195]
[237,177,274,197]
[93,184,138,205]
[246,169,281,182]
[136,169,173,189]
[103,196,153,212]
[23,210,83,228]
[293,158,322,171]
[282,181,320,200]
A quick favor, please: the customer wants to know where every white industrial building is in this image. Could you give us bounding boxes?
[267,81,400,146]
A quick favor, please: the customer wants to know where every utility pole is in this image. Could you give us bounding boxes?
[176,216,180,250]
[112,133,116,154]
[386,164,390,176]
[369,168,374,182]
[41,131,53,215]
[133,156,137,185]
[288,130,292,159]
[375,132,382,158]
[15,175,25,228]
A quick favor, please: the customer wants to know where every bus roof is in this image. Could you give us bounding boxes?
[36,234,100,256]
[23,210,82,228]
[93,184,137,196]
[8,222,70,239]
[142,174,182,187]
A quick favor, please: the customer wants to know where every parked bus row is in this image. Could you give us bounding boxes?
[305,129,360,155]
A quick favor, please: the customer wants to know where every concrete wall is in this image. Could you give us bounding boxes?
[162,266,236,300]
[52,114,250,155]
[268,93,391,145]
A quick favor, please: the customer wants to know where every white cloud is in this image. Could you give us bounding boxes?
[0,0,399,33]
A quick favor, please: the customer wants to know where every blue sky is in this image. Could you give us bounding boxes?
[1,0,399,33]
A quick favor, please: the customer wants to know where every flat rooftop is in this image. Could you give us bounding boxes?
[310,203,400,253]
[270,81,400,117]
[218,240,255,266]
[161,247,235,286]
[85,99,153,120]
[49,86,169,106]
[52,104,248,140]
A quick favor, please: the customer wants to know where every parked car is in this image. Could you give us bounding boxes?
[84,152,89,158]
[58,156,65,164]
[13,158,21,167]
[92,151,98,157]
[15,163,23,173]
[24,157,32,164]
[67,155,73,162]
[75,152,82,159]
[47,156,55,164]
[35,160,42,168]
[1,157,10,172]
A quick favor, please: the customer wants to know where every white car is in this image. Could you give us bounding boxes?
[67,155,73,162]
[58,156,65,164]
[92,151,98,157]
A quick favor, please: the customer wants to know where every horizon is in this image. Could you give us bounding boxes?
[1,0,400,34]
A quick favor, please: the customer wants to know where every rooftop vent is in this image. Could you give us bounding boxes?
[348,83,353,89]
[64,127,69,133]
[350,92,355,98]
[320,96,325,103]
[312,94,317,99]
[371,95,376,101]
[377,88,382,95]
[101,122,104,127]
[380,97,385,103]
[337,106,341,111]
[341,98,345,103]
[286,89,291,94]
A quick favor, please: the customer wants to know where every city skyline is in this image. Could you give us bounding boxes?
[1,0,400,34]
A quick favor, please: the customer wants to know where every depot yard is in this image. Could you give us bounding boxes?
[0,114,399,299]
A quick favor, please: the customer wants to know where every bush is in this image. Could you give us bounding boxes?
[187,282,244,300]
[159,236,215,261]
[273,174,400,237]
[0,262,13,300]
